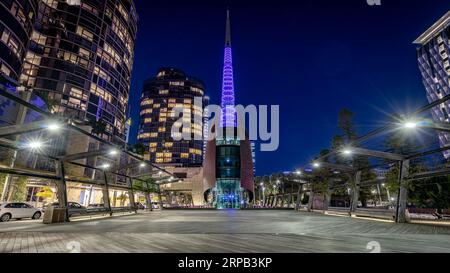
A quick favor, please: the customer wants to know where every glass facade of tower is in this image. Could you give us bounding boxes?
[415,11,450,158]
[19,0,138,143]
[138,68,207,166]
[0,0,38,82]
[215,140,242,209]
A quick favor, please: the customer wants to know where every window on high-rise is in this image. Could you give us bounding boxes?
[81,2,98,15]
[76,26,94,42]
[10,2,27,28]
[31,31,47,46]
[170,81,184,86]
[142,99,153,105]
[0,63,11,76]
[116,3,129,21]
[1,29,21,58]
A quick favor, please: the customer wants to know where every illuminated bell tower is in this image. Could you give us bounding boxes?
[213,9,244,209]
[203,9,254,209]
[221,9,236,128]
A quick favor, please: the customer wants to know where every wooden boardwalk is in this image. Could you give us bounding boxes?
[1,210,450,253]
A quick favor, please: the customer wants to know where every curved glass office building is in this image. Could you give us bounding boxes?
[19,0,138,143]
[138,68,207,166]
[415,11,450,158]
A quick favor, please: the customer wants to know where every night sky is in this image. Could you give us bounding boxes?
[128,0,450,176]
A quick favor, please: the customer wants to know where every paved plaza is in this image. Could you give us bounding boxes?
[1,210,450,253]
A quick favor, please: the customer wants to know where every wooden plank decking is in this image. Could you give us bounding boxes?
[1,210,449,253]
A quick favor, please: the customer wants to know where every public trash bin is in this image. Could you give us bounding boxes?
[43,206,67,224]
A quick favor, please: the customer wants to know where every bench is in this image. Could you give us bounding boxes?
[354,208,395,221]
[407,208,438,220]
[327,207,351,216]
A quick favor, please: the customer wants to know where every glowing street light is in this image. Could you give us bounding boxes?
[47,123,61,132]
[403,120,419,129]
[109,149,119,156]
[342,148,353,156]
[312,162,320,168]
[25,140,44,150]
[295,170,302,175]
[139,163,146,168]
[100,163,110,170]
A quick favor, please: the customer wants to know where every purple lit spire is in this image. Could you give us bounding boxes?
[221,9,236,128]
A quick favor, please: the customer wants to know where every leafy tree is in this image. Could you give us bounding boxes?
[382,114,450,209]
[9,176,28,202]
[408,177,450,209]
[131,143,146,156]
[34,90,58,112]
[89,119,107,136]
[337,109,357,141]
[383,115,423,201]
[313,149,333,193]
[132,176,158,193]
[0,174,6,200]
[0,150,14,200]
[301,194,309,205]
[331,109,376,207]
[116,193,128,207]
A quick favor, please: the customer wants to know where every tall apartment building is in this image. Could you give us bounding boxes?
[415,11,450,158]
[138,68,208,166]
[0,0,138,203]
[1,0,38,128]
[19,0,138,144]
[0,0,38,83]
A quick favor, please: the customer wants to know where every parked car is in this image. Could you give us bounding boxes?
[134,202,145,210]
[87,204,105,209]
[0,202,42,222]
[44,202,88,217]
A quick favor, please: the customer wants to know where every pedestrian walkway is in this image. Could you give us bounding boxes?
[1,210,449,253]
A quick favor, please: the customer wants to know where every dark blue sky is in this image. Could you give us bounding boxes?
[128,0,450,176]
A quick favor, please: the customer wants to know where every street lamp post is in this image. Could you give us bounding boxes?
[262,187,266,207]
[259,182,264,206]
[376,183,382,206]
